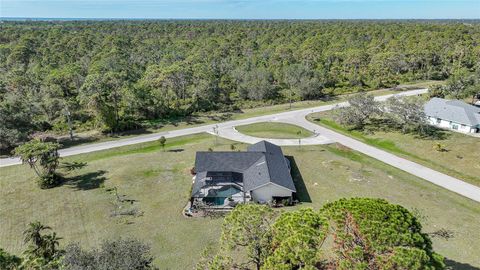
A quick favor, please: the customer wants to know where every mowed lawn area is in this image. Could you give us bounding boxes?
[1,133,479,268]
[235,122,313,139]
[307,111,480,187]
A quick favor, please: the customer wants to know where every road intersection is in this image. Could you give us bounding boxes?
[2,88,479,202]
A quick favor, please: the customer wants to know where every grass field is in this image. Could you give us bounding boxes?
[307,111,480,187]
[52,80,442,150]
[1,131,478,269]
[235,122,313,139]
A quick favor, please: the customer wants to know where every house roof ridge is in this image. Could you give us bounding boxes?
[425,97,480,126]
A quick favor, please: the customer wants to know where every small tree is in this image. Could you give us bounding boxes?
[230,144,235,151]
[428,84,446,98]
[22,221,63,269]
[434,143,446,152]
[385,96,427,134]
[335,94,381,130]
[263,208,328,270]
[23,222,52,252]
[220,204,276,270]
[14,139,61,188]
[158,136,166,151]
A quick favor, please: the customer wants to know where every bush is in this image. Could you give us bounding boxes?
[62,238,157,270]
[0,248,21,269]
[38,173,62,189]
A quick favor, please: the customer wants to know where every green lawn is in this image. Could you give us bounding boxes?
[1,131,478,268]
[235,122,313,139]
[53,80,442,150]
[307,111,480,187]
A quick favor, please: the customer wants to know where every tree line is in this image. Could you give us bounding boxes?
[1,20,479,151]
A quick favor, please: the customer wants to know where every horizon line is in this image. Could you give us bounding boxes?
[2,17,479,21]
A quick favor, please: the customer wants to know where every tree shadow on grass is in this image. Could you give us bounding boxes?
[143,115,206,129]
[415,126,451,140]
[360,118,451,141]
[60,161,88,171]
[62,170,107,190]
[58,136,101,149]
[286,156,311,203]
[445,259,480,270]
[167,148,184,153]
[206,113,234,122]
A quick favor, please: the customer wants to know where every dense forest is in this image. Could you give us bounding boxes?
[1,20,479,151]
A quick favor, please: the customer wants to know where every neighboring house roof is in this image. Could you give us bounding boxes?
[424,97,480,126]
[192,141,296,197]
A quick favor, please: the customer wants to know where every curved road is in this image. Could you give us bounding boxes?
[2,88,479,202]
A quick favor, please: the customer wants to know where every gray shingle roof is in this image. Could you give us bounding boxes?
[424,98,480,126]
[195,152,264,173]
[192,141,296,197]
[247,141,296,192]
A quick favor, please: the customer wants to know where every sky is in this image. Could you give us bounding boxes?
[1,0,479,19]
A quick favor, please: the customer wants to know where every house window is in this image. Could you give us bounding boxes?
[452,124,459,130]
[436,118,441,124]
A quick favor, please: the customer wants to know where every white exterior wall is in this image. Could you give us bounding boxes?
[251,183,292,203]
[428,117,478,134]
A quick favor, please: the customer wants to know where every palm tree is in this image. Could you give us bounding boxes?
[42,232,62,260]
[23,221,51,253]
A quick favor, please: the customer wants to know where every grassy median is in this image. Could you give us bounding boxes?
[235,122,313,139]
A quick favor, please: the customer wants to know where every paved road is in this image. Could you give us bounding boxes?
[2,88,479,202]
[0,88,426,167]
[281,117,480,203]
[210,126,334,146]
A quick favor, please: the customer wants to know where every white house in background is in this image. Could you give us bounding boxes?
[424,97,480,134]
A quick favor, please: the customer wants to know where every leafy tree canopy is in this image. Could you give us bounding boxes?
[202,198,445,270]
[62,238,157,270]
[2,21,479,149]
[321,198,445,270]
[14,139,61,188]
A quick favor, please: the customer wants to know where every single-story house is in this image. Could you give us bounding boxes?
[424,97,480,134]
[190,141,296,208]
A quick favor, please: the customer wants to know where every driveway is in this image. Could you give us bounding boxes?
[2,88,479,202]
